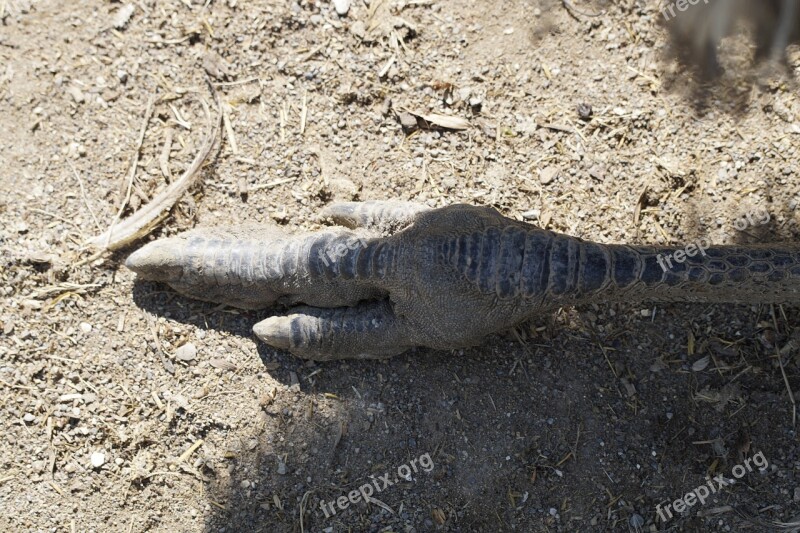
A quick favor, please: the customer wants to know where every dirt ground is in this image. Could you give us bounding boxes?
[2,0,800,531]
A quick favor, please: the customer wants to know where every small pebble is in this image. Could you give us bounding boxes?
[112,4,135,29]
[90,452,105,468]
[67,85,85,104]
[522,209,540,221]
[333,0,350,16]
[539,166,559,185]
[79,322,93,333]
[577,103,593,120]
[175,342,197,362]
[351,20,366,38]
[398,112,419,133]
[629,514,644,528]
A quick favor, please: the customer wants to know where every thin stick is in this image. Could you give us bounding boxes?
[90,98,221,250]
[771,305,797,426]
[177,439,204,463]
[280,100,288,142]
[300,90,308,135]
[30,208,82,230]
[248,176,298,191]
[212,76,260,87]
[299,490,313,533]
[159,127,173,180]
[222,102,238,154]
[107,95,156,248]
[68,161,101,231]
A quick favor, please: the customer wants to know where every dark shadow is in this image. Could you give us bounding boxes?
[127,257,800,532]
[191,303,800,531]
[658,3,800,115]
[660,67,764,116]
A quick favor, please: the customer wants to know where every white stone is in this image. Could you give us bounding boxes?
[333,0,350,16]
[175,342,197,361]
[90,452,106,468]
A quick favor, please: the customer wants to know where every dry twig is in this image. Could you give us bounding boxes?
[68,161,101,231]
[89,96,221,251]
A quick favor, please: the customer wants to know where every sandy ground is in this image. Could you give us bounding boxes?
[2,0,800,531]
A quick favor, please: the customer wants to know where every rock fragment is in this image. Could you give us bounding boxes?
[175,343,197,362]
[539,166,559,185]
[90,452,105,468]
[112,4,135,29]
[333,0,350,16]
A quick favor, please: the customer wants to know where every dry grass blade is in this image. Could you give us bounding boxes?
[367,495,395,514]
[67,161,102,231]
[691,355,710,372]
[299,490,312,533]
[177,439,204,463]
[221,102,238,154]
[159,127,173,180]
[113,95,156,229]
[32,282,102,299]
[89,100,221,251]
[418,112,469,130]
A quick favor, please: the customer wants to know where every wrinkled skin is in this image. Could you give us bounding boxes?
[127,201,800,361]
[127,201,542,360]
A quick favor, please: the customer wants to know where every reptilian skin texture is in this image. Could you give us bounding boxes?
[126,202,800,360]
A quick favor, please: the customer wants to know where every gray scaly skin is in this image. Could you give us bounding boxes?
[126,201,800,360]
